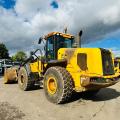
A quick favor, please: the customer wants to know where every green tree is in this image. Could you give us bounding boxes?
[12,51,27,62]
[0,43,9,59]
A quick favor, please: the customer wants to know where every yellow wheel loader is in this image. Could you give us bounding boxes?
[10,31,120,104]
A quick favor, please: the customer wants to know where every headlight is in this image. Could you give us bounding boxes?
[80,76,90,86]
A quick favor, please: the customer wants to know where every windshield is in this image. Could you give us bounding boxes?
[58,36,74,48]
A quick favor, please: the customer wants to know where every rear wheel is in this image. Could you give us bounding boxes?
[18,67,34,91]
[44,66,74,104]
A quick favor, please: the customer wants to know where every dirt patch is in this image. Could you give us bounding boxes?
[0,102,25,120]
[0,77,120,120]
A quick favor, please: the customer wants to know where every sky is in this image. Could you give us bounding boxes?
[0,0,120,56]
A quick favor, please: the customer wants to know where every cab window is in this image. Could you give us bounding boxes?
[57,36,73,48]
[47,36,54,59]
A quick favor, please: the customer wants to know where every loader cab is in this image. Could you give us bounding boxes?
[45,32,74,60]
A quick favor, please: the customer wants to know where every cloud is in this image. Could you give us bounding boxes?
[0,0,120,55]
[15,0,50,19]
[98,4,120,25]
[111,47,120,57]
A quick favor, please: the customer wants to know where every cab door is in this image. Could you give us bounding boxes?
[46,36,56,60]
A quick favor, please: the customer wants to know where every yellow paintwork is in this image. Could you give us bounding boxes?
[57,48,119,92]
[29,47,119,92]
[44,32,74,40]
[30,61,42,72]
[29,32,120,93]
[58,48,103,75]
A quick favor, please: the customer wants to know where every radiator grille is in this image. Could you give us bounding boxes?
[101,49,114,75]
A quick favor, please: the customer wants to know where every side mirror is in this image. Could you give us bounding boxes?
[79,30,83,37]
[38,37,42,44]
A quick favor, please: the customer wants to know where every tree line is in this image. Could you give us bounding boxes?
[0,43,27,62]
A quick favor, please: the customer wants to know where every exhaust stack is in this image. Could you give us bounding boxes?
[73,30,83,48]
[77,30,83,48]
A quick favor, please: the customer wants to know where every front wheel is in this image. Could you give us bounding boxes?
[44,66,74,104]
[18,67,34,91]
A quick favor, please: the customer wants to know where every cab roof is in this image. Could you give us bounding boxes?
[44,32,74,40]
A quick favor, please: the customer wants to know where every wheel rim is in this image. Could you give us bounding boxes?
[20,74,24,85]
[47,77,57,94]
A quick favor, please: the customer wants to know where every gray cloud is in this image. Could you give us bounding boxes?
[0,0,120,55]
[81,22,120,44]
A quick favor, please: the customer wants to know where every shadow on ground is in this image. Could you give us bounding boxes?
[1,75,120,104]
[87,88,120,102]
[28,85,42,91]
[0,76,41,91]
[67,88,120,104]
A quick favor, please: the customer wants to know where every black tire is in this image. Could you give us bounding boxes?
[18,67,34,91]
[44,66,74,104]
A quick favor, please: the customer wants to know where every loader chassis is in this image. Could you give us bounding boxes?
[5,32,120,104]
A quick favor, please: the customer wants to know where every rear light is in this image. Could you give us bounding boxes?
[80,76,90,86]
[90,77,108,83]
[90,78,97,82]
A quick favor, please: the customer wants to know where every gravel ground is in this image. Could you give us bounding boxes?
[0,76,120,120]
